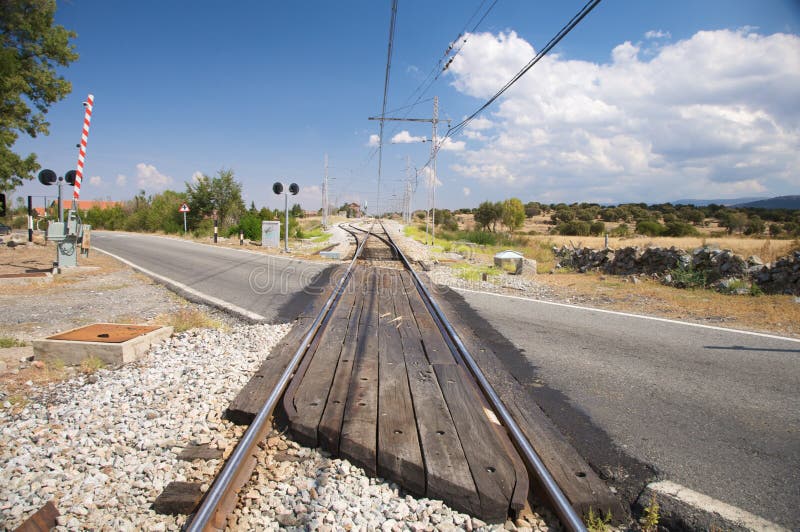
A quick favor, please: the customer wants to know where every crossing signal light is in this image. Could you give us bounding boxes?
[38,169,57,185]
[272,182,283,195]
[65,170,77,185]
[289,183,299,195]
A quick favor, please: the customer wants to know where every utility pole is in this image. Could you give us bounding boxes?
[322,153,329,229]
[404,155,411,223]
[431,96,438,245]
[368,96,449,244]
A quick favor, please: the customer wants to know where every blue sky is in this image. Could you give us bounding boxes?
[12,1,800,213]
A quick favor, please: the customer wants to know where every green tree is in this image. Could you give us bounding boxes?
[721,212,748,235]
[501,198,525,232]
[290,203,303,217]
[524,201,542,218]
[551,207,575,224]
[744,215,765,236]
[185,168,245,231]
[474,200,501,232]
[1,0,78,192]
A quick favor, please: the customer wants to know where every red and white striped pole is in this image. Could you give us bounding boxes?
[73,94,94,200]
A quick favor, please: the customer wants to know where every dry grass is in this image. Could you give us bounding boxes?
[541,272,800,338]
[155,308,223,333]
[80,356,106,374]
[0,359,70,414]
[0,337,26,348]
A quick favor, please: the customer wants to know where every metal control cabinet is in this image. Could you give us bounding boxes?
[46,210,90,268]
[261,220,280,248]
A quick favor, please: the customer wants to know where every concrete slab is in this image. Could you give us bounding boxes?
[320,251,341,259]
[33,323,173,367]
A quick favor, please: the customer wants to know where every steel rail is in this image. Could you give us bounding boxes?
[345,223,399,259]
[185,224,374,531]
[380,222,588,532]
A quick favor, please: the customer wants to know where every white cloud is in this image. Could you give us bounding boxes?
[463,187,471,196]
[115,174,127,187]
[439,137,466,151]
[446,29,800,202]
[89,176,103,186]
[644,30,671,40]
[466,116,494,131]
[391,130,426,144]
[136,163,173,190]
[419,167,443,188]
[367,134,380,147]
[191,171,204,183]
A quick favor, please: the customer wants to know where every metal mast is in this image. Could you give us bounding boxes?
[431,96,438,245]
[322,153,329,229]
[367,96,449,244]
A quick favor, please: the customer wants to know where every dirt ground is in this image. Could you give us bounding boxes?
[0,238,61,275]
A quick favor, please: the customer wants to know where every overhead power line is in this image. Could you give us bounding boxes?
[365,0,500,165]
[376,0,400,216]
[447,0,602,139]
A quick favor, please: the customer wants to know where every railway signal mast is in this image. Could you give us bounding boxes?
[368,96,449,244]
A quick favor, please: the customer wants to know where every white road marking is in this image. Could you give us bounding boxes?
[647,481,789,531]
[94,230,326,267]
[450,286,800,343]
[94,247,266,322]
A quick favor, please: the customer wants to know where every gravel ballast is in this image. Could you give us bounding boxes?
[1,321,555,531]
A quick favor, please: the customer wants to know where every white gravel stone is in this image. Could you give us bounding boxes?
[1,289,558,531]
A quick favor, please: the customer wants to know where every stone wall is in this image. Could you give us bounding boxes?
[553,245,800,295]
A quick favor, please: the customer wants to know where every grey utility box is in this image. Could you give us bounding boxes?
[261,220,280,248]
[494,250,525,275]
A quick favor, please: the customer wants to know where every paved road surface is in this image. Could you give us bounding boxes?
[92,232,333,323]
[443,287,799,529]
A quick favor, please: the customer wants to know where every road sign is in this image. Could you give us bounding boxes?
[179,203,190,213]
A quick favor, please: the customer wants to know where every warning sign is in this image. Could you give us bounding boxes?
[179,203,190,213]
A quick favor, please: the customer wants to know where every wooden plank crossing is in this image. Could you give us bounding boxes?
[281,265,529,522]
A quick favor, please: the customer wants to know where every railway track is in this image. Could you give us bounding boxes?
[184,222,587,532]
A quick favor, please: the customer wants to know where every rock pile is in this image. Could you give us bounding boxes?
[554,245,800,295]
[754,251,800,295]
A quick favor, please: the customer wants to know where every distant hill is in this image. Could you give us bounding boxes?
[734,195,800,210]
[672,197,765,206]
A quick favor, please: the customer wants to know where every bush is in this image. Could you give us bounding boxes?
[589,221,605,236]
[663,221,700,237]
[609,223,630,237]
[231,212,262,240]
[636,220,666,236]
[666,267,707,288]
[555,220,591,236]
[460,230,497,246]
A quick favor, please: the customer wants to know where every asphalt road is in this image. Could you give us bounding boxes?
[444,288,799,529]
[92,232,334,323]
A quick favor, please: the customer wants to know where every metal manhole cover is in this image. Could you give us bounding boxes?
[47,324,161,343]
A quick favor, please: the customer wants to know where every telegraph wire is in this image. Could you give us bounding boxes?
[446,0,602,138]
[367,0,500,164]
[375,0,400,215]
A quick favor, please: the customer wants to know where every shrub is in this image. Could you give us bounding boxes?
[636,220,666,236]
[663,221,700,237]
[609,223,630,237]
[556,220,591,236]
[667,267,707,288]
[589,221,605,236]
